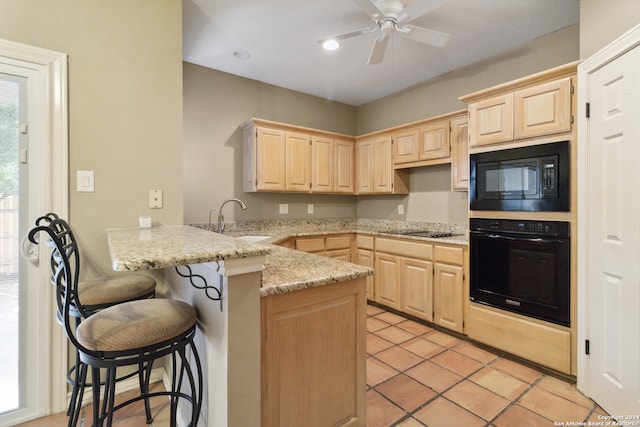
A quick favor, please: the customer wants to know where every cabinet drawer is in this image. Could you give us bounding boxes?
[325,235,351,250]
[356,235,374,250]
[376,237,432,260]
[434,245,463,265]
[295,237,325,253]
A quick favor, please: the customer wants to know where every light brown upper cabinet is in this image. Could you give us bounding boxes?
[514,77,572,139]
[243,118,355,194]
[467,93,514,147]
[450,115,469,191]
[461,62,577,151]
[392,127,420,164]
[244,126,287,191]
[356,134,409,194]
[392,110,466,169]
[373,134,393,193]
[312,136,354,194]
[418,120,450,160]
[333,139,355,193]
[285,131,312,192]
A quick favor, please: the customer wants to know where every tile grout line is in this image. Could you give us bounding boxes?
[366,305,602,427]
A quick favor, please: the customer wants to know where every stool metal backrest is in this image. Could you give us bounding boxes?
[29,218,202,427]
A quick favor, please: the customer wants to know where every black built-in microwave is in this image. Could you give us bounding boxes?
[469,141,569,211]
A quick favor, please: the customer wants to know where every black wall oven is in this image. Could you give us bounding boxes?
[470,141,569,212]
[469,218,570,326]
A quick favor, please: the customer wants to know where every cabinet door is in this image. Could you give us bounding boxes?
[468,93,514,147]
[433,263,464,333]
[372,134,393,193]
[514,77,572,139]
[334,139,354,193]
[311,136,333,193]
[356,139,373,194]
[325,248,352,262]
[418,120,450,160]
[374,253,400,309]
[450,115,469,191]
[285,131,311,192]
[295,237,325,254]
[256,127,286,191]
[261,280,366,427]
[393,128,419,165]
[400,258,433,322]
[357,248,375,300]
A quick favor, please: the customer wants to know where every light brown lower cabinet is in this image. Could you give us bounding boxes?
[261,278,367,427]
[374,237,434,321]
[433,245,465,333]
[355,235,375,300]
[294,234,354,261]
[373,238,465,332]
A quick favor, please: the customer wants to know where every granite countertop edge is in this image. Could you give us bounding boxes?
[107,221,467,297]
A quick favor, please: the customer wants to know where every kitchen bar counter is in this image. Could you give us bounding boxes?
[106,225,271,271]
[106,225,373,297]
[105,224,371,427]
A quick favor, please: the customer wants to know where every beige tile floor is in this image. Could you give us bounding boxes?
[366,304,607,427]
[17,304,607,427]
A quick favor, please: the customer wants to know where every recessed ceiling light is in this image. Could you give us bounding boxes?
[322,40,340,51]
[233,49,251,59]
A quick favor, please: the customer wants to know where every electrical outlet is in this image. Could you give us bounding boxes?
[308,204,314,214]
[149,189,163,209]
[398,204,404,215]
[279,204,288,214]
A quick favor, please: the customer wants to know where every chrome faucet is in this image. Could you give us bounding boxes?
[216,198,247,234]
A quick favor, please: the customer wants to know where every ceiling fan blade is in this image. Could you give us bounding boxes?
[367,34,389,65]
[351,0,384,21]
[318,26,378,45]
[398,0,449,22]
[398,24,450,47]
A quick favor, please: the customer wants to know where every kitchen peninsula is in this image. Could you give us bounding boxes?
[106,224,372,427]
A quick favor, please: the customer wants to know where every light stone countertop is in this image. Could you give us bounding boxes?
[260,245,372,296]
[106,225,271,272]
[107,219,467,297]
[105,224,372,297]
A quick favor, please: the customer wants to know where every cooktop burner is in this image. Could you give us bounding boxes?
[380,230,462,238]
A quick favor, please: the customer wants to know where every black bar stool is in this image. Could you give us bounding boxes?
[29,218,202,427]
[35,214,157,426]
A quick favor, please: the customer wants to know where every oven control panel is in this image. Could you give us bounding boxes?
[470,218,570,237]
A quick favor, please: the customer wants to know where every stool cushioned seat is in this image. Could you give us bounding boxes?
[77,299,197,352]
[78,274,156,307]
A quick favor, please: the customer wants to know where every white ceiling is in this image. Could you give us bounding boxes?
[183,0,579,106]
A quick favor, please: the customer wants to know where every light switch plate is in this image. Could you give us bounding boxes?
[77,171,94,192]
[307,204,314,214]
[398,204,404,215]
[279,204,288,214]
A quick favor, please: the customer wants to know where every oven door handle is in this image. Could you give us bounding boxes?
[483,233,564,244]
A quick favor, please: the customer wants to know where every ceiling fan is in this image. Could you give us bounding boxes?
[319,0,451,65]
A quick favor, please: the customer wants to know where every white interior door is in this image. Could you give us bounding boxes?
[579,32,640,416]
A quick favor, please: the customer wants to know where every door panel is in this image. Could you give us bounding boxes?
[586,44,640,416]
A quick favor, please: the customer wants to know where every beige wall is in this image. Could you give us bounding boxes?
[355,24,580,224]
[182,63,358,224]
[184,25,580,227]
[580,0,640,59]
[0,0,183,277]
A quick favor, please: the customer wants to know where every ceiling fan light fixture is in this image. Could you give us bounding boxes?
[322,39,340,51]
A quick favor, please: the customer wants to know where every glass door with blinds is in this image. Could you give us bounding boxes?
[0,72,29,418]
